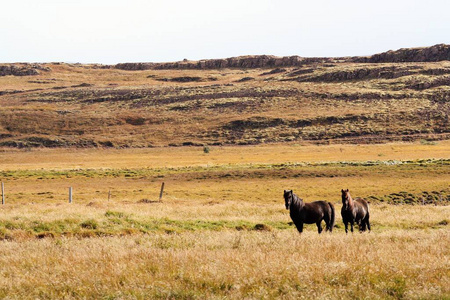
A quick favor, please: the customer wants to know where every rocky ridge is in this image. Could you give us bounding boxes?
[0,64,51,76]
[116,44,450,71]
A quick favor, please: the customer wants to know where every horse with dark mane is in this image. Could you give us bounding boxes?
[284,190,335,234]
[341,189,371,233]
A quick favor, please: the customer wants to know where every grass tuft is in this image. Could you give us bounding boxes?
[80,219,98,230]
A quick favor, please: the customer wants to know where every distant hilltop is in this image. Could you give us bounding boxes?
[1,44,449,76]
[116,44,450,70]
[353,44,450,63]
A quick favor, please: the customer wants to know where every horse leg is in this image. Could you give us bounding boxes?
[366,216,371,232]
[316,221,323,234]
[344,221,349,234]
[357,219,364,232]
[295,221,304,234]
[360,222,366,232]
[350,221,354,233]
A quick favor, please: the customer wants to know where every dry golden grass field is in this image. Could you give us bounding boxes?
[0,142,449,299]
[1,48,449,298]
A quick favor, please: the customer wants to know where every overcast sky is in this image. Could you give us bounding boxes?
[1,0,449,64]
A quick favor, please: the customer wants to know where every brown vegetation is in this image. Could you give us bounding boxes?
[0,45,449,148]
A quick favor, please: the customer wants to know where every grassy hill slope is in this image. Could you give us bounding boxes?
[0,45,449,148]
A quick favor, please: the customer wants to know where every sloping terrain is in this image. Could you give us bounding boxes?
[0,45,449,148]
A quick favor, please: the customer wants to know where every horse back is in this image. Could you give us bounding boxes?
[355,198,370,217]
[306,200,330,211]
[300,201,329,223]
[355,198,369,210]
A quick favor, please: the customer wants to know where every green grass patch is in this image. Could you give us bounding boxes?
[1,159,448,180]
[0,216,292,240]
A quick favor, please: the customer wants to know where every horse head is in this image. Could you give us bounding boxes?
[341,189,351,209]
[284,190,294,210]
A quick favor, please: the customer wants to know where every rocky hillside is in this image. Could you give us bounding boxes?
[354,44,450,63]
[115,56,340,71]
[0,64,51,76]
[0,45,449,148]
[116,44,450,71]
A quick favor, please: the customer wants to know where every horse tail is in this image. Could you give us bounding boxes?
[365,200,371,231]
[328,202,336,232]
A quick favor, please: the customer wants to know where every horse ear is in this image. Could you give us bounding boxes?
[346,189,349,192]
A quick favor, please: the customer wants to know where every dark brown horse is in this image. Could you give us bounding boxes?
[341,189,371,233]
[284,190,335,234]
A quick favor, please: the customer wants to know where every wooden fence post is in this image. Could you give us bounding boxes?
[69,187,73,203]
[1,182,4,205]
[159,182,165,202]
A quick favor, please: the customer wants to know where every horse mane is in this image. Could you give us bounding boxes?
[291,192,304,210]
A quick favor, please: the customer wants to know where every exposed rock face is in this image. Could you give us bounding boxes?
[0,64,50,76]
[115,44,450,71]
[114,62,157,70]
[295,66,416,82]
[407,75,450,90]
[154,76,217,83]
[116,55,339,70]
[353,44,450,63]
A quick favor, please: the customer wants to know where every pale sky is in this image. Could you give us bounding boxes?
[1,0,449,64]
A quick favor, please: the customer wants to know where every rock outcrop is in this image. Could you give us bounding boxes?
[115,44,450,71]
[295,66,416,82]
[116,55,340,70]
[0,64,50,76]
[353,44,450,63]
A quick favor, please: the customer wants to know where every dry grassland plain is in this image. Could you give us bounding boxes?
[0,142,449,299]
[1,54,449,298]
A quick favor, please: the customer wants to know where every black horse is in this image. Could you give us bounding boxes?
[341,189,371,233]
[284,190,335,234]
